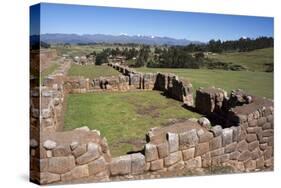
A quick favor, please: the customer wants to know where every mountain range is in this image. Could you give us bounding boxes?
[35,33,202,46]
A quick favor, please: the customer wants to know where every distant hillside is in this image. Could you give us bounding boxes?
[207,48,273,72]
[38,33,202,46]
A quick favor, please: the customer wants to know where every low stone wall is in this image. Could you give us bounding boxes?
[109,63,194,106]
[30,129,111,184]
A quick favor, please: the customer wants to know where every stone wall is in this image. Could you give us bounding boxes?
[30,60,274,184]
[109,63,194,106]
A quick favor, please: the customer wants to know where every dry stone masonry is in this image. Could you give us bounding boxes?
[30,58,274,184]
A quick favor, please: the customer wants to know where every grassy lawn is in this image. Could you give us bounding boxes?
[207,48,273,72]
[136,67,273,99]
[67,64,120,79]
[64,91,201,156]
[40,62,59,84]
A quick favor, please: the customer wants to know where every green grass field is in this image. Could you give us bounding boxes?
[136,67,273,99]
[64,91,201,156]
[67,64,120,79]
[207,48,273,72]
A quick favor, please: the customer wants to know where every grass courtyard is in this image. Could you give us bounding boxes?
[136,67,273,99]
[64,90,201,156]
[67,64,120,79]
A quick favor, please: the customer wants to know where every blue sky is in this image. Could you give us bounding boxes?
[36,3,273,42]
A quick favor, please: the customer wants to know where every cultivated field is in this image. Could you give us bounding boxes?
[64,91,201,156]
[136,67,273,99]
[67,64,120,79]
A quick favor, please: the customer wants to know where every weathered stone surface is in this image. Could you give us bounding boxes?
[167,161,185,171]
[201,152,211,167]
[43,140,57,150]
[246,134,257,143]
[266,115,273,123]
[244,160,256,172]
[264,146,273,160]
[76,143,101,165]
[212,154,230,165]
[248,120,258,127]
[225,142,237,153]
[230,126,240,142]
[46,150,52,158]
[257,117,267,126]
[229,151,240,160]
[131,153,145,175]
[247,127,262,134]
[210,148,224,157]
[251,148,261,160]
[164,151,182,166]
[259,143,268,151]
[264,158,273,167]
[70,141,79,151]
[182,148,195,161]
[198,117,211,128]
[167,132,179,152]
[145,143,158,162]
[262,123,272,130]
[53,145,71,157]
[195,142,210,156]
[48,156,76,174]
[256,157,265,169]
[179,129,198,147]
[185,156,202,169]
[88,157,107,175]
[110,155,131,175]
[222,128,233,146]
[209,136,222,150]
[61,165,89,181]
[197,130,213,143]
[237,140,248,152]
[238,151,251,161]
[248,141,259,151]
[150,159,164,171]
[72,144,87,158]
[40,172,60,184]
[210,125,223,137]
[157,142,169,158]
[262,129,273,137]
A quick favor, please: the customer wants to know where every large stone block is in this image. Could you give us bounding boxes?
[244,160,256,172]
[131,153,146,175]
[48,156,76,174]
[72,144,87,158]
[195,142,210,156]
[145,143,158,162]
[157,142,169,158]
[237,140,248,152]
[209,136,222,150]
[53,145,71,157]
[210,148,224,157]
[182,148,195,161]
[150,159,164,171]
[184,156,202,169]
[248,141,259,151]
[40,172,61,184]
[88,157,107,175]
[224,142,237,153]
[210,125,223,137]
[164,151,182,166]
[61,165,89,182]
[222,128,233,146]
[76,143,101,165]
[246,134,257,143]
[238,151,251,161]
[167,132,179,152]
[110,155,131,175]
[197,129,213,143]
[264,146,273,160]
[179,129,198,147]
